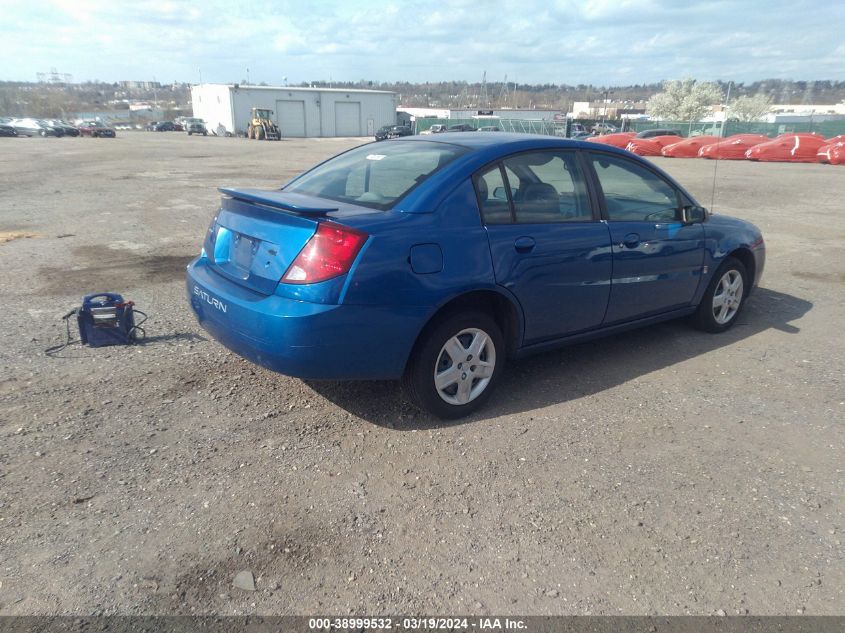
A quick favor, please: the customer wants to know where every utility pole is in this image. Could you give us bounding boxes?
[721,81,732,138]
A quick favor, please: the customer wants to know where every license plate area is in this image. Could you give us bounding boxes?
[232,233,257,278]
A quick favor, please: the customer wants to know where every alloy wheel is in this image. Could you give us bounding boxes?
[433,328,496,405]
[712,269,744,325]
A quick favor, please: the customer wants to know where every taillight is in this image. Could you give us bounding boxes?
[282,222,367,284]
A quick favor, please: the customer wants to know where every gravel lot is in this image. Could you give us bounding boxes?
[0,133,842,616]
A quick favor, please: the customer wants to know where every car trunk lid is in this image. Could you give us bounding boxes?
[204,188,368,296]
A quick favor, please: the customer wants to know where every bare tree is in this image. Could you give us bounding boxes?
[646,78,723,122]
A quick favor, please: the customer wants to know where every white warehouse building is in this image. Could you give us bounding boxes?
[190,84,398,138]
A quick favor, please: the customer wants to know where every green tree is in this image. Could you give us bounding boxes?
[646,78,723,122]
[727,94,772,122]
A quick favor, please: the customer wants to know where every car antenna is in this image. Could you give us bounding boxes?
[710,81,732,214]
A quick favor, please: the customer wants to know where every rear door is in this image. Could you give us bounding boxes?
[478,150,613,344]
[586,151,704,324]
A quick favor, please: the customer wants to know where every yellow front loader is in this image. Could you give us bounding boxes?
[246,108,281,140]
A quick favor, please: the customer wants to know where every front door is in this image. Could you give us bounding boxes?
[477,150,613,344]
[586,151,705,325]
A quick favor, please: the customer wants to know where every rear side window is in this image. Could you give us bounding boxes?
[588,153,680,222]
[475,165,512,224]
[474,151,592,225]
[285,141,467,210]
[503,152,591,223]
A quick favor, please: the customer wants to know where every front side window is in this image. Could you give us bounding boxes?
[285,141,466,210]
[589,153,680,222]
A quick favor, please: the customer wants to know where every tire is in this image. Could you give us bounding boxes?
[693,256,748,333]
[403,311,504,419]
[256,126,265,140]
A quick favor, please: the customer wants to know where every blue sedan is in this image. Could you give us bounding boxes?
[187,134,765,418]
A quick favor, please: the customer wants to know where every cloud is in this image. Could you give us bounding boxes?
[1,0,844,84]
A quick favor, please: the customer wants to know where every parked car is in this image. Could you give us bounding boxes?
[625,135,686,157]
[78,121,116,138]
[584,131,636,148]
[420,124,447,135]
[591,123,618,134]
[150,121,177,132]
[186,121,208,136]
[0,124,17,137]
[568,123,587,137]
[375,125,412,141]
[187,133,765,418]
[7,118,56,137]
[661,136,721,158]
[446,123,476,132]
[374,125,392,141]
[698,134,769,160]
[745,134,828,163]
[36,120,65,137]
[44,119,79,136]
[635,128,682,139]
[478,126,501,132]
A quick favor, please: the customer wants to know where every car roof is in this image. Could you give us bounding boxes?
[393,132,612,152]
[384,132,697,214]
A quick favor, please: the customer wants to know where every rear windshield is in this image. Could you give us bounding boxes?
[284,141,467,210]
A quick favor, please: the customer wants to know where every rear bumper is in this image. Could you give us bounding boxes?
[186,258,427,380]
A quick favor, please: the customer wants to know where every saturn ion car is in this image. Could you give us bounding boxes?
[187,134,765,418]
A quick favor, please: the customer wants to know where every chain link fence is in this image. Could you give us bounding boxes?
[415,118,564,136]
[627,119,845,139]
[413,117,845,139]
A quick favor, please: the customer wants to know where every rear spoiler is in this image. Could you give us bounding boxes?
[219,187,338,215]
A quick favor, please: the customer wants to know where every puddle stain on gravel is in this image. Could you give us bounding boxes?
[155,523,339,609]
[792,270,845,284]
[40,244,193,295]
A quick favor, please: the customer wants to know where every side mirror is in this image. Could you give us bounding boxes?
[682,205,707,224]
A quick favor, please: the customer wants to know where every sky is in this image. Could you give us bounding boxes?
[2,0,845,86]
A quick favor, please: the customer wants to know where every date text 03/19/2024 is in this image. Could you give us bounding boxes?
[307,617,527,630]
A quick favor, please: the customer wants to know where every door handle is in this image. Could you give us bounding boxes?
[620,233,640,249]
[514,236,536,252]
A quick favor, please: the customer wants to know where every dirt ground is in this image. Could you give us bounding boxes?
[0,133,842,617]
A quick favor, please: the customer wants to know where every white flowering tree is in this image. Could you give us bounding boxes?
[727,94,773,122]
[646,78,724,122]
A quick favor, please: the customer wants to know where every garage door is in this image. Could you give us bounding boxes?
[335,102,361,136]
[276,100,306,137]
